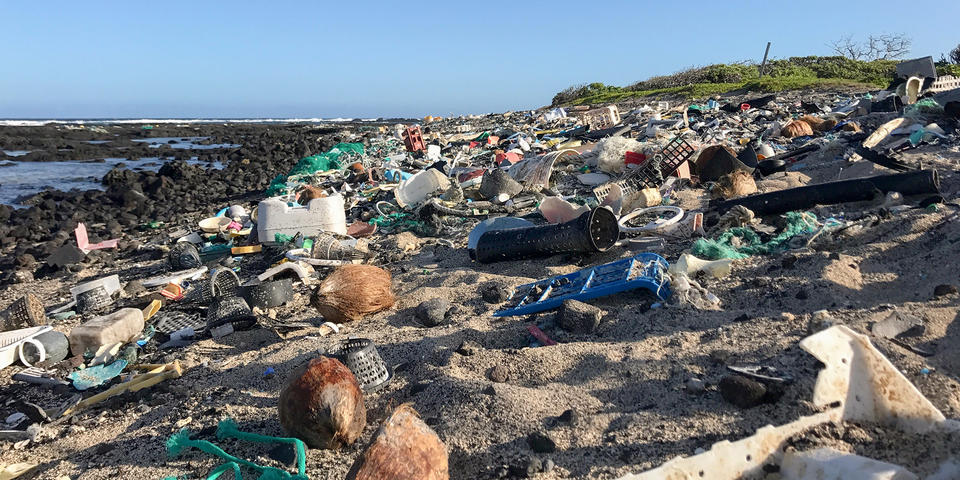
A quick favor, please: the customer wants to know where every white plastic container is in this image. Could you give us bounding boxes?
[394,169,451,208]
[257,195,347,243]
[0,326,52,369]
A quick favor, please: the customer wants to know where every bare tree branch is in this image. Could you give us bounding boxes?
[830,33,912,61]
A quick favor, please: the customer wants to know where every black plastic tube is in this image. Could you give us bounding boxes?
[712,169,940,216]
[474,208,619,263]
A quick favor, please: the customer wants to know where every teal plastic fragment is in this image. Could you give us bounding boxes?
[69,359,128,391]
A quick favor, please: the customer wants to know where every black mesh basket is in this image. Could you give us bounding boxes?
[474,208,619,263]
[185,268,240,305]
[76,286,113,314]
[206,296,257,331]
[240,278,293,309]
[1,294,47,330]
[331,338,392,392]
[169,242,202,270]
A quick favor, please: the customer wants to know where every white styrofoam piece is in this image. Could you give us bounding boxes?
[781,448,918,480]
[618,326,958,480]
[799,325,946,433]
[257,195,347,243]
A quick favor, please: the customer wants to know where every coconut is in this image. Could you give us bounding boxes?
[278,356,366,449]
[712,170,758,199]
[310,265,395,323]
[346,404,449,480]
[781,121,814,138]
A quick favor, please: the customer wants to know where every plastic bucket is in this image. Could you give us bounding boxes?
[394,169,451,208]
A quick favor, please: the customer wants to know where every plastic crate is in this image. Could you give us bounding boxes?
[494,253,671,317]
[625,136,696,188]
[402,126,426,152]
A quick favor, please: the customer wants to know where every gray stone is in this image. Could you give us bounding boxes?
[527,432,556,453]
[719,375,767,408]
[489,365,509,383]
[416,298,451,327]
[685,377,706,395]
[556,299,603,334]
[480,282,511,304]
[456,340,480,356]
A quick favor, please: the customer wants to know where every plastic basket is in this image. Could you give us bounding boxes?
[331,338,392,392]
[495,253,671,317]
[76,286,113,313]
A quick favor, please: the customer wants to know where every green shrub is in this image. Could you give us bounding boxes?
[554,56,898,105]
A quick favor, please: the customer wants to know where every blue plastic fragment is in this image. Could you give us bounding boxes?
[69,359,128,391]
[494,253,671,317]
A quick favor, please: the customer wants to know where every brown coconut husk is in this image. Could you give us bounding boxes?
[346,404,449,480]
[310,265,395,323]
[712,170,758,199]
[693,145,738,179]
[842,121,862,133]
[278,356,366,449]
[296,185,327,205]
[800,115,838,133]
[781,120,814,138]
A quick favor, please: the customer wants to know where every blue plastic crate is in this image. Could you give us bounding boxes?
[494,253,671,317]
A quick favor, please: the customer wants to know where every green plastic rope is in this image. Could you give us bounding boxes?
[165,418,308,480]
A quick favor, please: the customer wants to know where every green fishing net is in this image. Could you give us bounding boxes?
[692,211,819,260]
[369,212,431,235]
[265,143,365,196]
[904,98,943,118]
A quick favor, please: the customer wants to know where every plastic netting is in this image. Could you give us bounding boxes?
[691,211,819,260]
[265,143,365,196]
[368,213,431,235]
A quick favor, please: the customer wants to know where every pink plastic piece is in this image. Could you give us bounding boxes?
[527,325,557,346]
[75,223,119,254]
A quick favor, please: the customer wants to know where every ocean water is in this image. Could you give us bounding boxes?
[0,157,223,207]
[131,136,240,149]
[0,117,378,126]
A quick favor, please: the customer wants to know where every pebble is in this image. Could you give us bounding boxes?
[808,309,837,334]
[543,458,555,472]
[556,299,603,334]
[719,375,767,408]
[456,340,480,356]
[558,409,579,424]
[489,365,509,383]
[480,282,511,303]
[416,298,451,327]
[527,432,556,453]
[685,377,706,394]
[933,284,958,297]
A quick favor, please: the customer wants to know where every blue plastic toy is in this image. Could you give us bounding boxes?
[494,253,671,317]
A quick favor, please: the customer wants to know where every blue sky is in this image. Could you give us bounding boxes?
[1,1,957,118]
